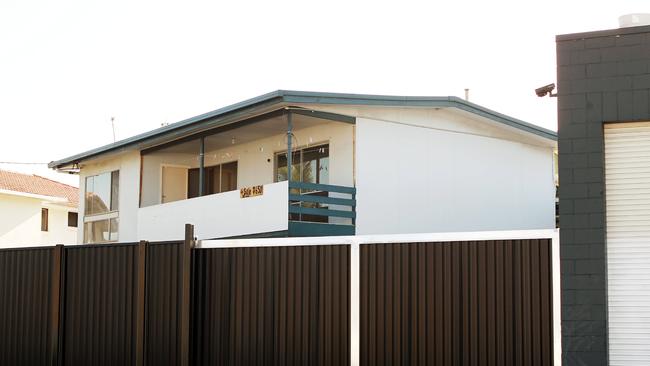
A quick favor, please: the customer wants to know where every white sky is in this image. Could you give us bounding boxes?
[0,0,647,186]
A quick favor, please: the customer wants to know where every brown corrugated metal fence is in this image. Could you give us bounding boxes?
[0,246,58,366]
[190,245,351,366]
[0,233,554,366]
[145,241,185,366]
[360,239,554,366]
[60,243,145,366]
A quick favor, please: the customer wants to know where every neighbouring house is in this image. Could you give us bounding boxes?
[49,90,557,243]
[557,19,650,365]
[0,169,78,246]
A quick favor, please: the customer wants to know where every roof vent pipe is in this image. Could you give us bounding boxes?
[619,13,650,28]
[464,88,469,101]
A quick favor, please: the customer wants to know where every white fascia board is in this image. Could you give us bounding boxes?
[0,189,69,204]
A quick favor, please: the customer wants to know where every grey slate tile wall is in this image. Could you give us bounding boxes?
[556,25,650,366]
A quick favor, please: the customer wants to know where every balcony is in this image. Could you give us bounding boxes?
[137,108,356,241]
[137,180,355,241]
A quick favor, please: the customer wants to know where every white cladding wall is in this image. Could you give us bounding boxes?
[354,117,555,234]
[604,123,650,365]
[140,123,354,207]
[0,194,77,246]
[138,181,289,241]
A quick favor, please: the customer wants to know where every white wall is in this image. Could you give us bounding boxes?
[140,122,354,206]
[141,152,195,207]
[354,116,556,234]
[0,193,77,246]
[299,104,554,149]
[78,151,141,243]
[137,181,288,241]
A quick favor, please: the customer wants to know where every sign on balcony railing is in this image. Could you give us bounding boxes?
[240,185,263,198]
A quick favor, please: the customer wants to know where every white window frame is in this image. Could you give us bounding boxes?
[83,170,120,243]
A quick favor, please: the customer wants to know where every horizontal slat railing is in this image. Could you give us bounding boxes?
[288,181,357,221]
[289,181,356,194]
[288,194,356,207]
[289,205,356,218]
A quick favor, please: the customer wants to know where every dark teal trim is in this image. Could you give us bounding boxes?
[207,223,356,239]
[289,108,356,124]
[50,90,556,169]
[288,205,356,219]
[288,181,356,194]
[213,230,289,239]
[288,221,355,237]
[288,194,355,206]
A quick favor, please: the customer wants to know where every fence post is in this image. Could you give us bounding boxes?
[180,224,195,366]
[49,244,64,366]
[350,240,361,366]
[552,230,562,366]
[134,240,148,366]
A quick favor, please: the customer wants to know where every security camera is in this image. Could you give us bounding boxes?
[535,83,557,97]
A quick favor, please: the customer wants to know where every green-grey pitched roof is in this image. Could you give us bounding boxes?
[49,90,557,169]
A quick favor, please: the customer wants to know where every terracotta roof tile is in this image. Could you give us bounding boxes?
[0,169,79,206]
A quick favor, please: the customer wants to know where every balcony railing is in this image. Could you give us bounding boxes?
[137,180,356,240]
[288,181,356,236]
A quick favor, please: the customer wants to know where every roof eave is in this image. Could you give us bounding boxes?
[50,90,556,170]
[281,91,556,141]
[49,91,287,170]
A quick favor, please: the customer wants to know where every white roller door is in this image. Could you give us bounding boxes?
[605,122,650,365]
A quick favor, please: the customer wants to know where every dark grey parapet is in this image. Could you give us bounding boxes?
[557,24,650,366]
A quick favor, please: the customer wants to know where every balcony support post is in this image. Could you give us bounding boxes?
[199,136,205,196]
[286,111,293,183]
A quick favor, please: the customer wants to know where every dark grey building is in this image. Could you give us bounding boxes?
[557,23,650,365]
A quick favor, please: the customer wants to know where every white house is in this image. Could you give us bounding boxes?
[49,90,557,243]
[0,169,78,246]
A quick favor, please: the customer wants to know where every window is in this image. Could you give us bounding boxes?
[41,208,48,232]
[276,144,329,185]
[85,170,119,215]
[68,212,78,228]
[187,161,238,198]
[84,218,119,243]
[83,170,119,243]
